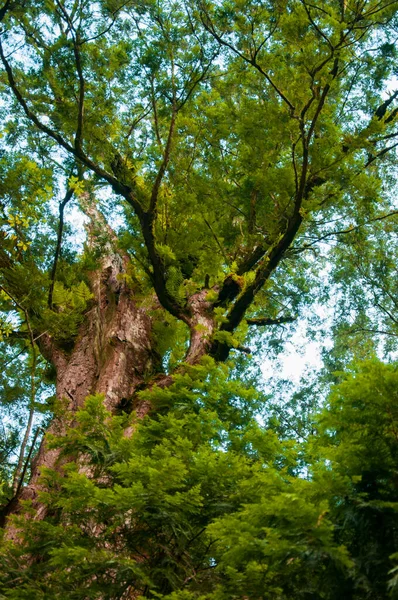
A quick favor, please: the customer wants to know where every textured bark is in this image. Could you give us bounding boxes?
[2,238,162,529]
[2,195,217,533]
[3,252,216,533]
[186,289,215,364]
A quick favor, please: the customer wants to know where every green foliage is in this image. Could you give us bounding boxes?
[152,314,190,372]
[0,364,353,599]
[0,0,397,598]
[0,423,19,506]
[5,357,397,598]
[165,265,186,305]
[43,280,93,340]
[310,359,398,599]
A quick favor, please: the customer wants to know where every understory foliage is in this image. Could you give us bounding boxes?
[0,359,397,599]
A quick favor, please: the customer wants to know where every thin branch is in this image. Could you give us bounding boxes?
[73,33,85,152]
[349,327,398,337]
[292,139,299,194]
[365,141,398,167]
[362,0,398,20]
[307,59,338,142]
[375,301,398,326]
[0,285,37,495]
[0,38,75,154]
[271,403,306,439]
[298,209,398,248]
[0,0,12,22]
[203,216,229,264]
[178,50,219,110]
[13,426,41,499]
[125,105,151,140]
[48,187,74,308]
[129,249,152,278]
[300,0,333,49]
[149,107,177,215]
[370,130,398,144]
[0,331,48,370]
[80,3,128,44]
[372,281,398,312]
[0,38,136,200]
[200,10,295,113]
[150,77,163,148]
[246,316,296,326]
[302,2,333,17]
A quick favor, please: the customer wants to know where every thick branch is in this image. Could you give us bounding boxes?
[210,215,304,361]
[54,1,85,150]
[375,89,398,120]
[215,245,268,309]
[139,211,191,323]
[1,38,186,323]
[0,38,188,323]
[223,214,303,333]
[0,0,11,22]
[237,245,267,276]
[211,46,338,354]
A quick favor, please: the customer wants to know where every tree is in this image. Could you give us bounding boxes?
[310,359,398,599]
[325,212,398,367]
[0,0,398,596]
[0,367,354,599]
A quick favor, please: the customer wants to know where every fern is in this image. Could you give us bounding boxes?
[166,266,185,304]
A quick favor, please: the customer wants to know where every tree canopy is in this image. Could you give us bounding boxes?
[0,0,398,597]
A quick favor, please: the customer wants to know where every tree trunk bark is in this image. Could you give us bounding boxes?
[3,199,216,531]
[2,245,162,528]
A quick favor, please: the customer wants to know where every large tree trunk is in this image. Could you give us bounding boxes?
[3,228,215,530]
[3,236,165,528]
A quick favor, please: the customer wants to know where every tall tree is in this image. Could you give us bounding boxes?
[0,0,398,593]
